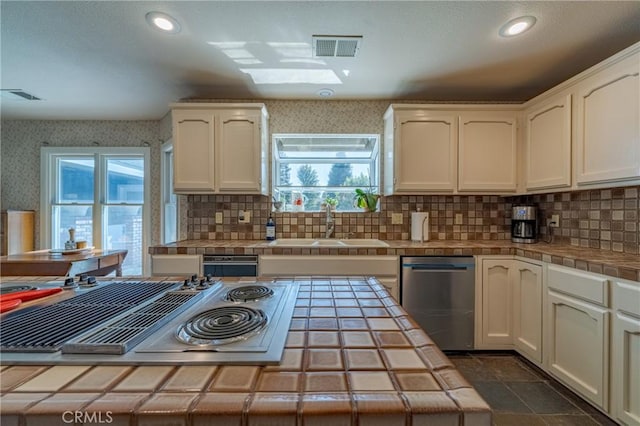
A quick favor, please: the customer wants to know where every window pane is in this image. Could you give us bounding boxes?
[164,204,177,243]
[52,205,93,249]
[104,205,142,275]
[106,158,144,203]
[57,158,94,203]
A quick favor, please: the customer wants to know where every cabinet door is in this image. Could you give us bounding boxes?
[526,95,572,190]
[458,113,517,191]
[217,111,263,192]
[513,261,543,364]
[576,56,640,184]
[546,290,609,410]
[481,259,513,347]
[173,110,216,193]
[612,311,640,426]
[394,112,457,192]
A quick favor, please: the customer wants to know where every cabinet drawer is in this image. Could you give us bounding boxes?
[613,279,640,317]
[547,264,609,306]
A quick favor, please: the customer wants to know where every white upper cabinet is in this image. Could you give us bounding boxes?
[384,108,457,193]
[525,94,572,190]
[217,110,264,192]
[171,103,269,194]
[575,53,640,185]
[172,109,216,193]
[458,112,518,192]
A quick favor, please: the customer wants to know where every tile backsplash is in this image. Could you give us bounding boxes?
[509,186,639,255]
[186,185,640,255]
[186,194,514,241]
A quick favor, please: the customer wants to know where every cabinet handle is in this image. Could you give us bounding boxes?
[583,72,640,98]
[529,104,564,121]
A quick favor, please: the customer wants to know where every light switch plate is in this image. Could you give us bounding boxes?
[215,212,223,224]
[455,213,463,224]
[238,210,251,223]
[391,213,403,224]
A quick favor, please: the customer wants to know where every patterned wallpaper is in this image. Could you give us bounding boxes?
[1,120,165,248]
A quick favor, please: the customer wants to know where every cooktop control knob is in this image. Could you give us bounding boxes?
[63,277,78,289]
[181,279,194,290]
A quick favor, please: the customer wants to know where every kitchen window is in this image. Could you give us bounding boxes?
[272,134,380,212]
[41,147,150,276]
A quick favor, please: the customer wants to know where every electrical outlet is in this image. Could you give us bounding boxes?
[215,212,223,224]
[549,214,560,227]
[238,210,251,223]
[391,213,403,225]
[455,213,463,224]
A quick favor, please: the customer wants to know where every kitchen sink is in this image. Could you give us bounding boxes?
[258,238,389,248]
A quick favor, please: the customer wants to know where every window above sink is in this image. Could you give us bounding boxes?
[272,134,380,213]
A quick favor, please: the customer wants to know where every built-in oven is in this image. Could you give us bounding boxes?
[202,254,259,277]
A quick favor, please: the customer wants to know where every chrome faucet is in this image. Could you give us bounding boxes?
[325,203,335,238]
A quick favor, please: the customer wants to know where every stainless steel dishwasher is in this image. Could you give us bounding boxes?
[401,256,475,350]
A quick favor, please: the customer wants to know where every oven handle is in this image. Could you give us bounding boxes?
[203,262,258,266]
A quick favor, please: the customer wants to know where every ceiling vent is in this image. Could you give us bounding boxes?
[0,90,41,100]
[312,35,362,58]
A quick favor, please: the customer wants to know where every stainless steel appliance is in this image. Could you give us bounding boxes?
[203,254,259,277]
[0,277,299,365]
[401,257,475,351]
[511,206,538,243]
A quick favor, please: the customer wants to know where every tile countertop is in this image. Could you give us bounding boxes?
[149,239,640,282]
[0,276,491,426]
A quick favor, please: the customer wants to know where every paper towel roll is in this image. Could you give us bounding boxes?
[411,212,430,242]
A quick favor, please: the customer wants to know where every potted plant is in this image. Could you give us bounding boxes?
[324,196,339,211]
[354,188,380,212]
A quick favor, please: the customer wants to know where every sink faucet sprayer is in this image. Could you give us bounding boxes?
[325,204,335,238]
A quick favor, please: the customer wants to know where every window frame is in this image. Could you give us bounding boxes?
[40,147,151,275]
[161,139,179,244]
[271,133,380,212]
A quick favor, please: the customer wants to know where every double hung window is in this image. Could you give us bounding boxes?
[41,147,149,275]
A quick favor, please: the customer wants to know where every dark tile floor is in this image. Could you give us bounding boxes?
[447,352,619,426]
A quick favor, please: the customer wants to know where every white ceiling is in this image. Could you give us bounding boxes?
[1,1,639,120]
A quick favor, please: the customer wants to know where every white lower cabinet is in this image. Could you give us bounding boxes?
[479,258,513,348]
[545,265,610,411]
[612,279,640,426]
[477,257,543,363]
[512,261,543,364]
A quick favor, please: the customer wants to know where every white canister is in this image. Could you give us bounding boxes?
[411,212,430,242]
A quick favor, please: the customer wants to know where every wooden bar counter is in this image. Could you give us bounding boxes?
[0,249,128,277]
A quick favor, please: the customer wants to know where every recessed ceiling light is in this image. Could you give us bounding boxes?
[316,88,335,97]
[146,12,181,34]
[499,16,536,37]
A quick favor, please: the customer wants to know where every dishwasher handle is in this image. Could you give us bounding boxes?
[403,263,474,271]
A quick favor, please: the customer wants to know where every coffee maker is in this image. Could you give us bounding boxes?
[511,206,538,243]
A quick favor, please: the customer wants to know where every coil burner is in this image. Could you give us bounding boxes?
[175,306,268,346]
[225,285,274,303]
